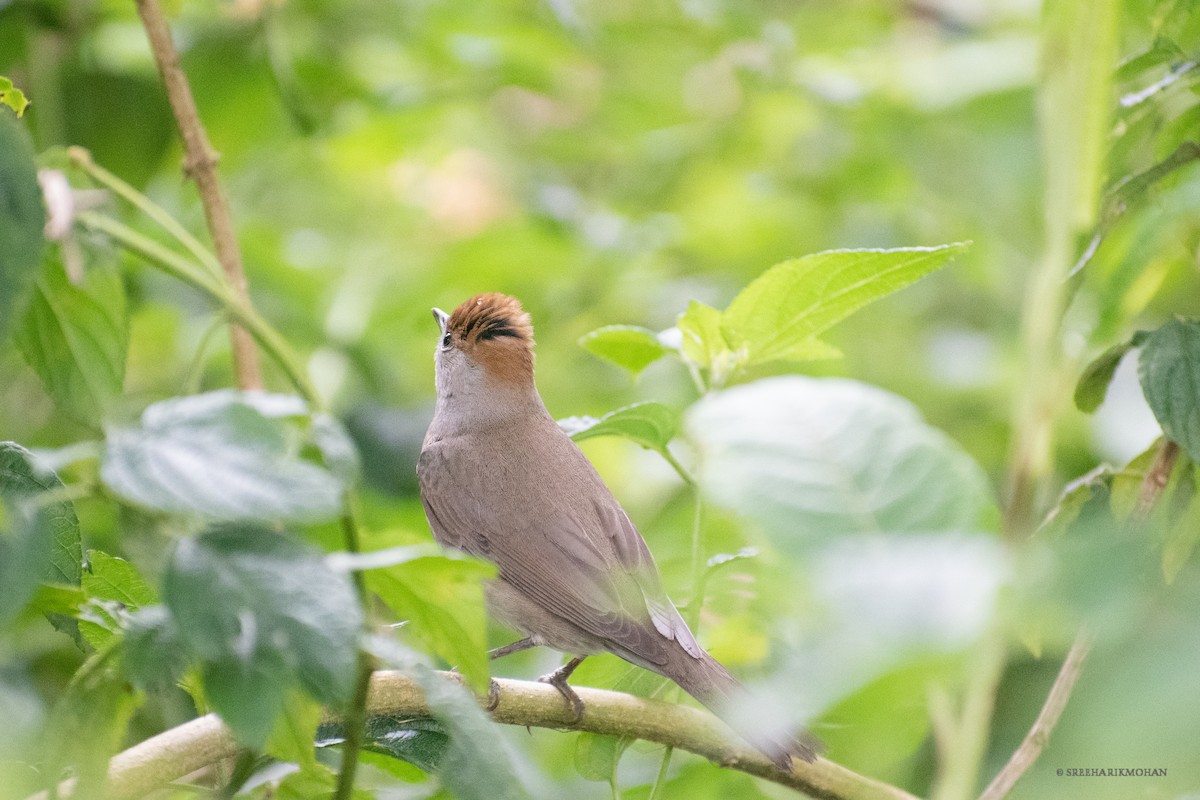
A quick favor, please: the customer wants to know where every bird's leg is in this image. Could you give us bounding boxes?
[537,656,587,724]
[489,637,537,660]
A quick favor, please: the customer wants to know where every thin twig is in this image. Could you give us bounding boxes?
[133,0,262,390]
[38,672,920,800]
[1131,439,1181,525]
[976,633,1092,800]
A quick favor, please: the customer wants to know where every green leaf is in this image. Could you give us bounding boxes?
[1075,340,1133,413]
[79,551,157,648]
[685,377,997,546]
[320,716,450,773]
[1138,319,1200,462]
[102,390,349,522]
[676,300,729,370]
[15,260,128,425]
[721,244,968,367]
[0,109,45,344]
[367,555,493,692]
[0,442,82,625]
[0,77,29,117]
[559,401,679,453]
[579,325,670,376]
[163,523,363,746]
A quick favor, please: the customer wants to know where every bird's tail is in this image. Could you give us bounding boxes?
[665,649,822,768]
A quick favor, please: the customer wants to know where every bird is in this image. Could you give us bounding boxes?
[416,293,819,768]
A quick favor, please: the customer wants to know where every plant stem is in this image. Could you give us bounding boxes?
[133,0,262,390]
[1131,439,1181,525]
[75,212,319,405]
[648,746,674,800]
[931,633,1006,800]
[977,632,1091,800]
[67,146,223,281]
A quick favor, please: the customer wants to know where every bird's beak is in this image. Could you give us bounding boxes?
[432,307,449,334]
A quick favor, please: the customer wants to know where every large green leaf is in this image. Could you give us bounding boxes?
[162,523,363,746]
[102,390,349,522]
[0,442,82,625]
[559,401,679,454]
[0,110,44,344]
[685,377,997,546]
[578,325,670,376]
[1138,318,1200,461]
[367,554,493,691]
[15,260,128,425]
[721,244,968,367]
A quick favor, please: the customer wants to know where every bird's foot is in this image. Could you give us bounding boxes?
[537,656,586,724]
[485,678,502,712]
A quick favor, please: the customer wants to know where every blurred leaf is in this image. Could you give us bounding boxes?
[820,656,958,773]
[412,667,525,800]
[1036,467,1112,539]
[163,523,363,746]
[579,325,670,376]
[367,555,493,691]
[1115,36,1184,81]
[676,300,729,371]
[79,550,157,649]
[267,691,322,770]
[721,244,968,367]
[122,605,187,691]
[1163,472,1200,583]
[363,637,525,798]
[574,731,626,782]
[0,109,44,343]
[273,761,373,800]
[102,390,347,522]
[1040,0,1119,234]
[1138,318,1200,461]
[560,401,679,453]
[41,652,137,800]
[686,377,997,547]
[15,261,127,425]
[0,77,29,117]
[0,442,82,625]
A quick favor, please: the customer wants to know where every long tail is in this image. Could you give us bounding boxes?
[663,648,822,768]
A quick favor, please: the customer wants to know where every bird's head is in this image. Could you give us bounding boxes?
[431,293,536,409]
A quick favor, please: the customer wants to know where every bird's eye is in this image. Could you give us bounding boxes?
[441,332,451,348]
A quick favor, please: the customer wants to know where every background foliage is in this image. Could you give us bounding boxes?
[2,0,1200,799]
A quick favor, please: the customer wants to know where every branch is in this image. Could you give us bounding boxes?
[133,0,262,390]
[45,672,918,800]
[976,633,1092,800]
[1131,439,1181,525]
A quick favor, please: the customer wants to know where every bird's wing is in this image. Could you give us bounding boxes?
[418,439,701,666]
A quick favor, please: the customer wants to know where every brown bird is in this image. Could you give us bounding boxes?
[417,293,819,767]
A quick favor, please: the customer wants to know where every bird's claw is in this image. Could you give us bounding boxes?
[538,669,585,724]
[485,678,502,712]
